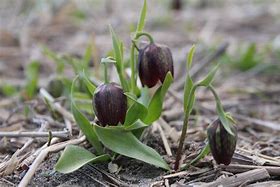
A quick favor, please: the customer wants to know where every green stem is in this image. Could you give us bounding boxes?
[208,84,234,135]
[208,85,223,111]
[135,32,154,44]
[174,112,190,170]
[104,63,109,83]
[174,84,198,170]
[132,40,140,51]
[129,32,154,95]
[119,42,128,91]
[130,44,136,94]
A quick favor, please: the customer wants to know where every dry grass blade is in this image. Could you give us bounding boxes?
[155,122,172,156]
[0,130,70,138]
[18,136,86,187]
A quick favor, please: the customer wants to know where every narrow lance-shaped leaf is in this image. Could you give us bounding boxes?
[55,145,110,174]
[123,93,148,126]
[101,57,116,64]
[71,77,103,154]
[25,61,40,99]
[186,86,197,115]
[142,72,173,124]
[94,125,170,170]
[185,62,219,114]
[73,92,93,115]
[197,64,219,87]
[120,41,124,64]
[109,25,128,91]
[79,70,96,97]
[187,45,196,71]
[109,25,122,71]
[208,85,234,136]
[136,0,147,33]
[184,75,194,112]
[184,45,196,112]
[216,102,235,136]
[138,87,150,107]
[124,120,148,131]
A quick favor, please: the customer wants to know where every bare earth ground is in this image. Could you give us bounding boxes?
[1,0,280,186]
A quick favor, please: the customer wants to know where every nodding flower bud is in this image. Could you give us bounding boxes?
[92,82,127,126]
[47,78,64,98]
[138,43,174,88]
[207,118,237,165]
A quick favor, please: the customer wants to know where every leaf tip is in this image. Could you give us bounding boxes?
[187,44,196,70]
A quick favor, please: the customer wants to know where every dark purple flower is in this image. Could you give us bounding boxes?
[138,43,174,88]
[93,82,127,126]
[207,118,237,165]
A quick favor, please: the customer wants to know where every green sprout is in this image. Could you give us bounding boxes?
[174,46,237,170]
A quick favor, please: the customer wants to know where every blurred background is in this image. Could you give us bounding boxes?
[1,0,280,82]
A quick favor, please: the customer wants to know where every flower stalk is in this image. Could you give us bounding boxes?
[130,32,155,95]
[174,84,197,170]
[104,63,109,84]
[135,32,155,44]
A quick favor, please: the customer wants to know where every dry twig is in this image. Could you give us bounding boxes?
[201,168,270,187]
[0,130,70,138]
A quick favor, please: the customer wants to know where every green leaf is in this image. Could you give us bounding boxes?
[124,120,148,131]
[183,45,197,113]
[55,145,110,174]
[208,85,234,136]
[79,71,96,96]
[138,87,150,107]
[136,0,147,33]
[94,125,170,170]
[183,75,194,112]
[187,45,196,71]
[225,112,236,124]
[109,25,127,90]
[71,77,103,154]
[186,93,196,115]
[74,97,94,115]
[101,57,116,64]
[197,64,219,87]
[236,43,260,71]
[142,72,173,124]
[216,102,234,136]
[124,93,148,126]
[25,61,40,99]
[61,78,72,96]
[120,41,125,63]
[73,92,91,100]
